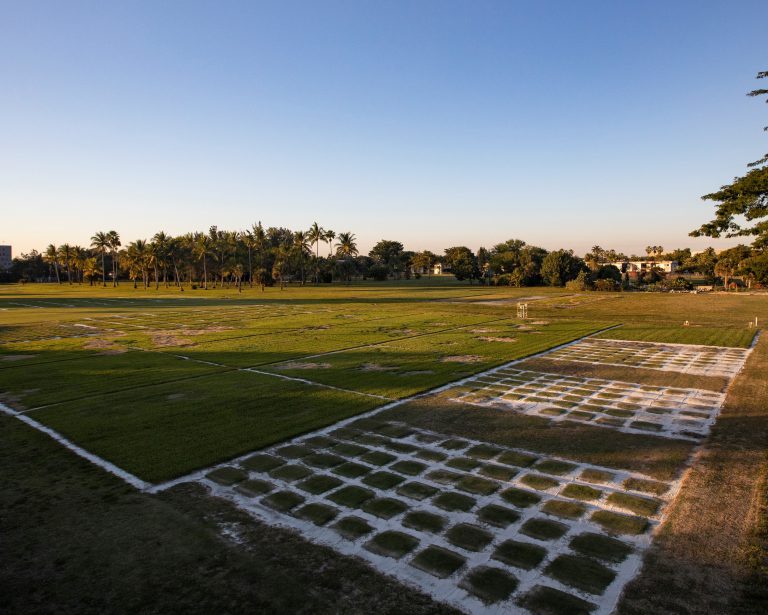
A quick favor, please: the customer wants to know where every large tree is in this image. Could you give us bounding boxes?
[691,71,768,246]
[369,240,405,278]
[443,246,479,283]
[541,250,586,287]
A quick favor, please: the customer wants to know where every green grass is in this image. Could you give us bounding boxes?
[296,474,343,495]
[234,478,274,497]
[623,477,670,496]
[520,474,560,491]
[362,471,405,490]
[534,459,578,475]
[262,490,305,512]
[326,485,375,508]
[27,369,381,482]
[240,453,285,473]
[456,475,500,495]
[596,324,755,348]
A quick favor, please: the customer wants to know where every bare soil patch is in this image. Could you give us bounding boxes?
[83,339,127,355]
[0,354,36,362]
[358,363,397,372]
[441,355,483,363]
[276,361,332,370]
[478,336,517,343]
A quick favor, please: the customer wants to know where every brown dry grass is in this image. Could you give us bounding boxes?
[517,357,729,392]
[617,335,768,615]
[381,394,693,481]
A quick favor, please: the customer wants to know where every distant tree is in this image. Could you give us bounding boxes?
[565,270,591,291]
[369,240,405,278]
[443,246,479,283]
[541,250,586,286]
[107,230,121,286]
[324,229,336,257]
[489,239,547,286]
[90,231,110,287]
[58,244,74,284]
[43,244,61,284]
[595,264,622,283]
[714,244,753,290]
[307,222,324,283]
[411,250,437,275]
[192,233,211,289]
[692,70,768,248]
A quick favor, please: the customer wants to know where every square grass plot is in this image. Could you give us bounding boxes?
[542,499,587,520]
[397,482,439,501]
[519,585,597,615]
[333,516,374,540]
[410,546,466,579]
[520,518,569,541]
[456,475,500,496]
[297,474,343,495]
[433,492,476,513]
[332,461,372,479]
[240,454,285,473]
[460,566,519,604]
[364,531,419,559]
[206,467,248,486]
[363,471,405,490]
[545,554,616,595]
[500,488,541,508]
[234,478,274,497]
[403,510,447,533]
[477,504,520,528]
[362,497,408,520]
[262,490,305,513]
[492,539,547,570]
[269,464,313,482]
[570,532,633,564]
[294,502,338,526]
[591,510,649,535]
[390,460,428,476]
[327,485,375,509]
[445,523,494,552]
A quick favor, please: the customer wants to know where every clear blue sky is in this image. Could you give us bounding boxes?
[2,0,766,257]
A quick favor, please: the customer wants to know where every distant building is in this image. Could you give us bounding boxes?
[608,260,678,274]
[0,245,11,270]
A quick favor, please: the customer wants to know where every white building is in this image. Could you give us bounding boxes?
[0,245,11,270]
[608,260,678,274]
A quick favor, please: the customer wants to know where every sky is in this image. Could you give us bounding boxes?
[2,0,767,258]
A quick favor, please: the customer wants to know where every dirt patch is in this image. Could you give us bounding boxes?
[470,328,498,334]
[166,393,186,401]
[441,355,483,363]
[478,336,517,343]
[150,333,193,347]
[84,339,127,354]
[358,363,397,372]
[150,326,233,348]
[0,355,35,362]
[276,361,332,370]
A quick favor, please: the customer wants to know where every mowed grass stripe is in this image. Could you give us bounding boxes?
[28,369,383,482]
[264,321,610,398]
[0,351,231,410]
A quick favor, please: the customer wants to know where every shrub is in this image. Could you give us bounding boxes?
[593,278,619,291]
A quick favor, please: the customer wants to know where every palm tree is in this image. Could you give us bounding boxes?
[125,240,150,288]
[293,230,311,285]
[335,232,358,258]
[192,233,211,289]
[233,263,244,292]
[252,222,267,287]
[44,244,61,284]
[307,222,324,283]
[242,230,256,287]
[82,257,100,286]
[324,229,336,257]
[58,244,74,284]
[152,231,171,288]
[73,246,88,283]
[90,231,110,287]
[107,231,121,286]
[272,244,290,290]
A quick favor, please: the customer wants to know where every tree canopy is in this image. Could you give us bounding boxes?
[691,70,768,246]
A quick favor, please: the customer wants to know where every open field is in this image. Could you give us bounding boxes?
[1,282,767,614]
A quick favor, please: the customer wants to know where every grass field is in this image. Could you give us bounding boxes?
[1,281,766,614]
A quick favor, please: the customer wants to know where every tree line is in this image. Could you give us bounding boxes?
[6,226,767,291]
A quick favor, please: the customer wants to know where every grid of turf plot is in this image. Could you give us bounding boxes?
[450,367,725,440]
[195,420,674,614]
[545,338,749,378]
